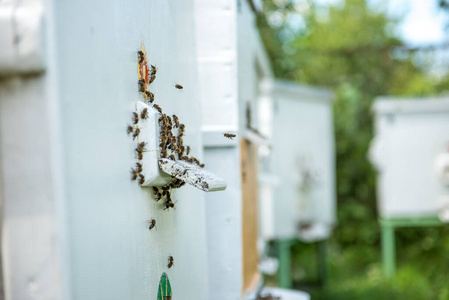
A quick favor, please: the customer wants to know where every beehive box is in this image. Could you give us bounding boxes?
[370,96,449,219]
[0,1,213,299]
[261,80,336,241]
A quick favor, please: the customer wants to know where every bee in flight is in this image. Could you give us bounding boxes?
[223,133,236,140]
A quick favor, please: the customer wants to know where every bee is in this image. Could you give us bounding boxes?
[186,146,190,155]
[149,74,156,84]
[160,149,168,158]
[152,187,160,195]
[160,137,168,148]
[161,185,170,191]
[172,115,179,128]
[165,296,171,300]
[181,155,189,161]
[169,179,180,188]
[178,146,185,156]
[168,154,176,161]
[131,168,139,181]
[155,192,162,202]
[174,84,183,89]
[167,256,174,268]
[177,137,183,146]
[137,141,147,151]
[199,163,205,168]
[164,201,175,211]
[162,189,170,198]
[149,219,156,230]
[153,104,162,114]
[135,151,143,160]
[167,116,173,127]
[132,112,139,124]
[179,124,185,131]
[188,157,195,164]
[140,108,149,119]
[132,128,140,140]
[127,125,134,135]
[138,79,146,92]
[223,133,236,140]
[150,65,157,76]
[135,162,143,173]
[145,91,154,103]
[138,174,145,185]
[137,51,144,63]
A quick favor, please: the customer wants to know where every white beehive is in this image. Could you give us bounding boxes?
[369,96,449,220]
[261,80,336,241]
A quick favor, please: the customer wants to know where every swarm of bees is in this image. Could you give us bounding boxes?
[128,107,146,182]
[133,46,215,270]
[137,50,157,104]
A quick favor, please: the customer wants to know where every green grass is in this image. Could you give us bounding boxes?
[271,226,449,300]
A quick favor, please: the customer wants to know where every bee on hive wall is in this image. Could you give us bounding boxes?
[132,128,140,141]
[153,104,162,114]
[140,108,149,119]
[127,125,134,135]
[138,174,145,185]
[149,219,156,230]
[130,168,139,181]
[167,256,174,268]
[132,112,139,124]
[137,51,144,63]
[145,91,154,103]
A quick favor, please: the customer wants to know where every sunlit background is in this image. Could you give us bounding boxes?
[257,0,449,299]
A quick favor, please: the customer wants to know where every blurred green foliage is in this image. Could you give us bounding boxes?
[258,0,449,298]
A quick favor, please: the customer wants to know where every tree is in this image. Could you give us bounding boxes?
[258,0,449,254]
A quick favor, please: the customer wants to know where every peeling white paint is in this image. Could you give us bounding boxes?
[159,158,226,192]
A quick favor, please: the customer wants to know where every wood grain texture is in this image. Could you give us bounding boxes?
[240,139,260,293]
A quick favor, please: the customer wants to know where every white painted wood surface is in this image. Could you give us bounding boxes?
[159,159,226,192]
[134,101,175,187]
[237,1,274,296]
[0,0,45,75]
[195,0,243,299]
[1,0,212,299]
[53,0,210,299]
[369,96,449,219]
[0,76,67,300]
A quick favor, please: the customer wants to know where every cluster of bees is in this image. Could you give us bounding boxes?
[129,49,198,273]
[127,110,149,185]
[150,107,206,212]
[131,48,237,276]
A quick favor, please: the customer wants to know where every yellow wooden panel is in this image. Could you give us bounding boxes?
[241,139,260,293]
